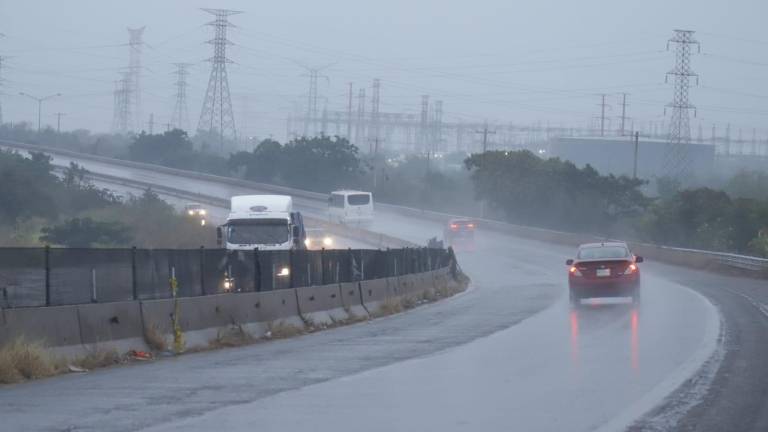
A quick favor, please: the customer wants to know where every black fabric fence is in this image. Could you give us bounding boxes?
[0,246,454,308]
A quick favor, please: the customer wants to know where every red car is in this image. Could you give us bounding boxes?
[443,218,476,251]
[566,242,643,305]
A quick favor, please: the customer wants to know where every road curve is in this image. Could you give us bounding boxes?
[1,149,760,431]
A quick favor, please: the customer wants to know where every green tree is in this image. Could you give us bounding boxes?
[464,150,648,232]
[229,138,283,182]
[128,129,194,168]
[39,217,132,247]
[0,150,59,223]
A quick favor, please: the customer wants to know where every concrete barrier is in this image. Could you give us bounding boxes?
[77,301,146,352]
[339,282,368,319]
[0,305,82,348]
[256,289,304,330]
[359,277,390,315]
[296,284,347,326]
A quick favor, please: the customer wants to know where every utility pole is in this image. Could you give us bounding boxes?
[355,88,365,147]
[198,8,242,150]
[618,93,629,136]
[55,112,65,134]
[346,82,353,141]
[148,113,154,134]
[475,122,497,152]
[633,131,639,179]
[598,94,609,137]
[19,92,61,132]
[369,78,381,153]
[664,29,700,179]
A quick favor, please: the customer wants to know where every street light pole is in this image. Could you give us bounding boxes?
[19,92,61,132]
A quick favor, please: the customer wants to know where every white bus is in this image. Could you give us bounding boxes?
[328,190,374,224]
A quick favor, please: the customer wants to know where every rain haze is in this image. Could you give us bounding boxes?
[1,0,767,139]
[2,2,768,432]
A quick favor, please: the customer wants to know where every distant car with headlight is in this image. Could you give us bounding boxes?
[184,203,208,226]
[304,228,335,250]
[443,218,476,251]
[566,241,643,305]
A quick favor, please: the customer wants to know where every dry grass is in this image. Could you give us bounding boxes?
[372,297,405,317]
[0,337,58,384]
[210,325,255,348]
[72,347,121,370]
[266,321,304,339]
[143,324,168,352]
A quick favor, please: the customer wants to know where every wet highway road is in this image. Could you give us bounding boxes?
[1,147,766,431]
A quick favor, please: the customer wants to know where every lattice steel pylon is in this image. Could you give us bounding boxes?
[127,27,145,132]
[171,63,191,132]
[664,29,700,179]
[0,55,5,125]
[112,74,131,133]
[197,8,241,149]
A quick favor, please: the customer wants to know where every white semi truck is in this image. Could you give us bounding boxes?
[216,195,307,291]
[217,195,307,251]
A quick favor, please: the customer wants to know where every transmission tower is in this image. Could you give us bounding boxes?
[112,74,131,133]
[617,93,630,136]
[197,8,242,150]
[304,69,319,136]
[127,27,145,131]
[419,95,430,152]
[664,29,700,178]
[171,62,191,132]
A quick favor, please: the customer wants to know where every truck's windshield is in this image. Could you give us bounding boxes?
[226,219,290,245]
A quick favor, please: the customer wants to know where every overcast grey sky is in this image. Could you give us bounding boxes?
[1,0,767,142]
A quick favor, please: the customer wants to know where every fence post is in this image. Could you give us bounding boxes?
[253,248,261,292]
[288,250,295,289]
[131,246,138,301]
[359,250,365,281]
[199,246,206,296]
[320,248,326,285]
[44,245,51,307]
[91,268,97,303]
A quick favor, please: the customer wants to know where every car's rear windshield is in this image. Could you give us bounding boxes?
[347,194,371,206]
[577,246,629,260]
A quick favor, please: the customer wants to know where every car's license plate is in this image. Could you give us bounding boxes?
[596,268,610,277]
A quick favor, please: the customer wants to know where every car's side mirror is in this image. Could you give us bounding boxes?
[635,256,644,263]
[216,227,223,246]
[566,259,574,266]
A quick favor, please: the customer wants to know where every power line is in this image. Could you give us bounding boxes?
[197,8,242,149]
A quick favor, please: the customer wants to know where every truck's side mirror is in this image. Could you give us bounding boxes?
[566,259,574,266]
[216,227,223,246]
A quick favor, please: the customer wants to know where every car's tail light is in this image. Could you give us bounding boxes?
[450,224,459,230]
[467,223,475,229]
[624,264,638,275]
[569,266,583,277]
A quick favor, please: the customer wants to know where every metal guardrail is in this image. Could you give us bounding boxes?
[3,139,767,274]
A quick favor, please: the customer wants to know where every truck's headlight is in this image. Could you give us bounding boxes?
[304,238,311,248]
[223,280,232,289]
[187,210,194,215]
[277,267,290,277]
[199,209,206,215]
[322,236,333,247]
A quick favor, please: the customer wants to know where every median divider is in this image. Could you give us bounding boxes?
[359,277,390,316]
[77,301,146,352]
[0,305,82,349]
[295,284,348,326]
[339,281,368,319]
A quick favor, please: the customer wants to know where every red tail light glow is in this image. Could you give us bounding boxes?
[569,266,583,277]
[624,264,638,275]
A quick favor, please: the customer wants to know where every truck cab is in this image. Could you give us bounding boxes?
[217,195,306,251]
